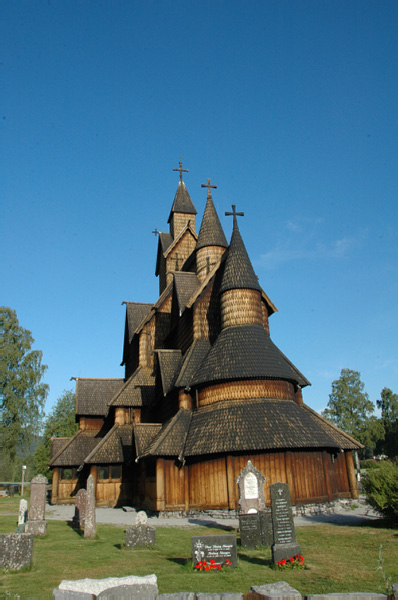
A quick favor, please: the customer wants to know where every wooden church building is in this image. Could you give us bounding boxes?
[50,163,362,511]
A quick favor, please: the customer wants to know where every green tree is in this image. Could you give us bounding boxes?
[0,307,48,480]
[362,460,398,523]
[376,388,398,458]
[34,389,78,478]
[322,369,383,456]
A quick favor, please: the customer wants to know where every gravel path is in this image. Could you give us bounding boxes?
[45,497,380,529]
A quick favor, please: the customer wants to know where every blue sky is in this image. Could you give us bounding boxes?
[2,1,397,417]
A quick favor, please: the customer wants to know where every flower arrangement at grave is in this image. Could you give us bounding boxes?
[195,559,232,571]
[276,555,305,569]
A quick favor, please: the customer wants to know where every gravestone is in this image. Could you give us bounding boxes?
[73,489,87,528]
[250,581,302,600]
[192,534,237,568]
[57,574,157,596]
[125,524,156,548]
[270,482,301,564]
[84,475,96,538]
[25,474,48,536]
[236,460,266,514]
[0,533,34,570]
[136,510,148,525]
[16,498,28,533]
[96,583,158,599]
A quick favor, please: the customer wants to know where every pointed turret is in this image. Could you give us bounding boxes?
[219,206,263,329]
[168,162,197,238]
[196,179,228,281]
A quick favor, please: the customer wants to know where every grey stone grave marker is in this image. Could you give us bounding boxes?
[84,474,96,538]
[125,524,156,548]
[25,474,48,536]
[250,581,302,600]
[135,510,148,524]
[270,482,301,564]
[73,489,87,528]
[0,533,34,570]
[192,534,237,568]
[239,510,273,548]
[16,498,28,533]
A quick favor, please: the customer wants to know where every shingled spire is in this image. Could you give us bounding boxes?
[196,179,228,281]
[168,161,197,238]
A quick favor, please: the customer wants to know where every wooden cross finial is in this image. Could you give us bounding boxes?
[152,228,159,236]
[201,178,217,197]
[173,160,189,182]
[225,204,244,228]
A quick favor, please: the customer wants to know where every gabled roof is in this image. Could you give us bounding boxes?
[163,222,197,259]
[173,272,200,313]
[84,424,135,464]
[109,366,156,408]
[167,180,197,223]
[50,430,103,467]
[183,399,341,456]
[220,218,262,294]
[156,349,182,395]
[50,437,71,461]
[191,324,309,388]
[196,194,228,250]
[138,408,192,459]
[75,378,124,416]
[124,302,153,343]
[174,339,211,389]
[155,225,197,276]
[134,423,162,457]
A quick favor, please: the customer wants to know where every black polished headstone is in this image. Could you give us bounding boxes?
[192,535,237,568]
[270,482,301,564]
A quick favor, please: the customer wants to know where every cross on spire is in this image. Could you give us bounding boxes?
[225,204,244,228]
[173,160,189,182]
[201,178,217,197]
[152,228,159,237]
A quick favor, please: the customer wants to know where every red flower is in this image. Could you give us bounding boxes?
[204,566,210,571]
[282,559,286,565]
[225,559,232,565]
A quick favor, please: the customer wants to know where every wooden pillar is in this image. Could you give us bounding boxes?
[226,455,236,510]
[322,451,333,501]
[90,465,97,502]
[184,464,190,512]
[345,451,359,499]
[295,386,303,407]
[284,452,296,505]
[179,389,193,410]
[156,458,165,511]
[51,468,60,504]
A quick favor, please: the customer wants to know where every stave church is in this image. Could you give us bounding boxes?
[50,163,362,511]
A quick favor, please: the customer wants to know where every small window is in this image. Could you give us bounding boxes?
[98,466,109,480]
[61,468,77,480]
[110,465,121,479]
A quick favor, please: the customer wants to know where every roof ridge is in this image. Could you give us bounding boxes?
[83,424,119,465]
[49,430,82,464]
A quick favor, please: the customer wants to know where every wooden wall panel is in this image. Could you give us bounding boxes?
[164,460,185,507]
[189,457,229,508]
[290,451,328,502]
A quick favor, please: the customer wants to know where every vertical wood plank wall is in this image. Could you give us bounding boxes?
[160,450,354,511]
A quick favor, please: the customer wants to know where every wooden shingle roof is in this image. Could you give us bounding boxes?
[174,339,211,389]
[50,430,104,467]
[174,272,201,314]
[196,194,228,250]
[84,424,135,464]
[109,366,156,408]
[156,350,182,395]
[50,438,71,461]
[220,219,262,294]
[125,302,153,343]
[134,423,162,457]
[138,408,192,459]
[184,399,341,456]
[191,324,309,388]
[167,181,197,223]
[302,404,364,450]
[75,378,124,416]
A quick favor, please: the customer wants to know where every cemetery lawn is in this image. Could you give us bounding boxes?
[1,513,397,600]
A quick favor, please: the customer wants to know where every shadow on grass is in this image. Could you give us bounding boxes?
[238,554,273,567]
[298,515,396,529]
[66,520,84,537]
[187,519,235,531]
[167,557,191,566]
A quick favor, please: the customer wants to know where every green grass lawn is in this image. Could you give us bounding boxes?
[1,497,397,600]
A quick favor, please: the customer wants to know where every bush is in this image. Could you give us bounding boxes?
[362,460,398,523]
[360,459,379,470]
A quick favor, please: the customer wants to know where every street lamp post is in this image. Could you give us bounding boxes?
[21,465,26,496]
